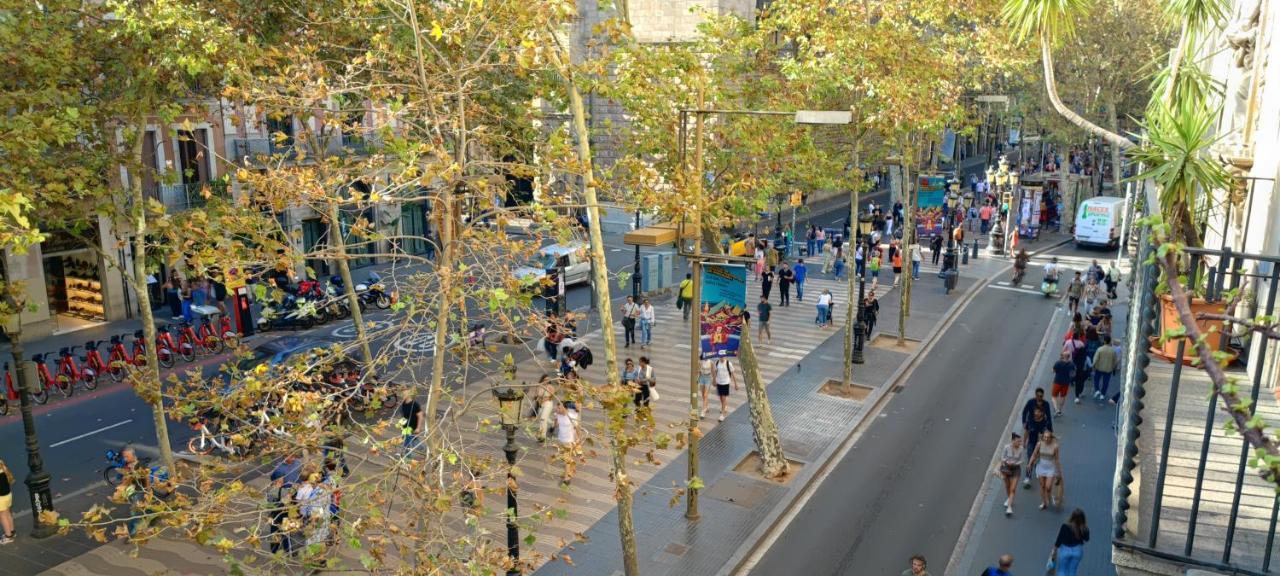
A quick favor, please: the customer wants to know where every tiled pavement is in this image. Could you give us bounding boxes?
[947,259,1127,576]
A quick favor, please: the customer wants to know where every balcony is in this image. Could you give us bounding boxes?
[340,132,381,156]
[231,137,297,165]
[149,180,228,212]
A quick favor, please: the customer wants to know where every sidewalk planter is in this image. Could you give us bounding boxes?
[1148,294,1237,365]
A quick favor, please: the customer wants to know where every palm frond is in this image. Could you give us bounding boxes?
[1001,0,1096,44]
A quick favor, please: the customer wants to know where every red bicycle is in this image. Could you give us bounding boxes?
[106,331,147,381]
[199,314,238,353]
[176,318,224,362]
[84,340,112,384]
[155,326,178,368]
[56,346,101,392]
[30,352,72,404]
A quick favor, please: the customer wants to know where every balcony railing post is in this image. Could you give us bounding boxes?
[1115,222,1156,541]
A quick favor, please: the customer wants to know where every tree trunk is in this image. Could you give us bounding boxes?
[1040,30,1134,153]
[843,141,861,390]
[899,153,913,341]
[564,62,634,576]
[737,327,787,478]
[128,113,175,474]
[326,202,375,366]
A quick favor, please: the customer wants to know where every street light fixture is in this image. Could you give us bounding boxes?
[2,312,57,539]
[492,386,525,576]
[852,217,874,363]
[943,179,961,294]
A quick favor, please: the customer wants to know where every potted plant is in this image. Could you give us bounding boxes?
[1128,97,1235,364]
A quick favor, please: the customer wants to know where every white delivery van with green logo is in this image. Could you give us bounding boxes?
[1074,196,1127,248]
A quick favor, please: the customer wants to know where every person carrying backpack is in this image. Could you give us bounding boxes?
[979,554,1015,576]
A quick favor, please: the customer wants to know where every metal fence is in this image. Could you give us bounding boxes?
[1114,234,1280,574]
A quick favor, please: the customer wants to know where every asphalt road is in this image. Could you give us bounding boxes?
[747,242,1113,575]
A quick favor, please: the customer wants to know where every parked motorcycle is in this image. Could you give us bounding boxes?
[355,272,393,310]
[257,294,320,331]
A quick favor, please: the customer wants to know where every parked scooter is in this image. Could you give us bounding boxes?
[327,275,359,318]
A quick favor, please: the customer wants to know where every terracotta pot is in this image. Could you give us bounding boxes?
[1148,293,1237,365]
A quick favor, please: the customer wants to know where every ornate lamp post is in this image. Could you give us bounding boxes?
[3,299,57,539]
[943,180,961,293]
[493,387,525,576]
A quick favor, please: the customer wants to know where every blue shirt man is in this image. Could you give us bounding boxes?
[793,260,808,301]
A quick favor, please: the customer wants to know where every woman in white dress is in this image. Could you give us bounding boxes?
[1030,430,1063,510]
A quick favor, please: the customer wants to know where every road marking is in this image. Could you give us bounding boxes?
[987,284,1045,296]
[49,419,134,448]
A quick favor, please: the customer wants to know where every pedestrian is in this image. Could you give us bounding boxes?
[620,296,640,348]
[712,356,738,422]
[778,263,793,306]
[815,227,826,255]
[900,554,931,576]
[996,433,1024,516]
[1050,509,1090,576]
[678,273,694,321]
[980,203,993,234]
[1077,327,1100,403]
[863,290,879,339]
[1021,390,1053,486]
[1087,259,1104,285]
[164,276,182,320]
[930,234,943,265]
[793,258,808,301]
[266,474,294,555]
[854,242,865,277]
[980,554,1015,576]
[761,266,775,300]
[891,241,903,286]
[816,289,833,328]
[754,245,765,281]
[806,225,818,258]
[639,298,656,349]
[756,295,773,343]
[821,241,834,274]
[535,375,557,442]
[400,394,424,455]
[635,356,656,423]
[1065,271,1083,315]
[1050,350,1075,417]
[554,400,580,483]
[868,249,882,286]
[910,241,922,280]
[698,358,713,418]
[180,278,194,323]
[1083,277,1100,310]
[1030,429,1063,509]
[1086,335,1117,402]
[0,458,14,545]
[1105,262,1121,299]
[544,311,564,360]
[833,250,846,279]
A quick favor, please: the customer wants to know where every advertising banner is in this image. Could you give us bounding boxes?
[915,175,948,238]
[699,264,747,359]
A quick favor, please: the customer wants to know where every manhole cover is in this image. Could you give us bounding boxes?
[819,378,872,401]
[704,473,774,508]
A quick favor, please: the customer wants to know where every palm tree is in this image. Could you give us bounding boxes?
[1002,0,1136,152]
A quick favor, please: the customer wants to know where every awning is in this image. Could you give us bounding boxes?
[623,223,694,246]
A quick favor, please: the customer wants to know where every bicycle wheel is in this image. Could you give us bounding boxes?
[222,332,240,351]
[103,466,125,486]
[83,370,100,391]
[31,386,48,405]
[158,347,175,369]
[56,375,74,398]
[187,435,214,455]
[0,397,8,416]
[108,355,125,382]
[205,334,224,355]
[178,335,196,362]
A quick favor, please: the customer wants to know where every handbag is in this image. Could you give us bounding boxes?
[1045,557,1056,575]
[650,387,660,401]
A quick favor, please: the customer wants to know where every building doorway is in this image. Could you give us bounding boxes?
[40,232,107,333]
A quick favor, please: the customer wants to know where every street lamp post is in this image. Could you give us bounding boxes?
[2,312,57,539]
[632,210,642,298]
[943,180,961,294]
[493,387,525,576]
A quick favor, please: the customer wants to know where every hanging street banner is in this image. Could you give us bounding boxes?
[699,263,747,359]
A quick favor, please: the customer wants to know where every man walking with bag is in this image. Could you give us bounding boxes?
[620,296,640,348]
[678,273,694,321]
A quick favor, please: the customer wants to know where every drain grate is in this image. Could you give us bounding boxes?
[891,385,905,394]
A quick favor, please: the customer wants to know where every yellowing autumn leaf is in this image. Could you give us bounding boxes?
[430,21,443,41]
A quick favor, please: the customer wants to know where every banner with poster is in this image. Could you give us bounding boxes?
[915,175,948,239]
[699,264,747,359]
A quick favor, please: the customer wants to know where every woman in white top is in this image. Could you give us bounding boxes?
[1031,430,1063,510]
[712,357,738,422]
[996,433,1024,516]
[639,298,656,348]
[816,290,833,327]
[554,401,580,484]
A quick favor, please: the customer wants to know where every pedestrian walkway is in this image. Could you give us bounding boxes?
[947,266,1128,576]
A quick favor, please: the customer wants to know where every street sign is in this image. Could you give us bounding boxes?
[790,191,803,207]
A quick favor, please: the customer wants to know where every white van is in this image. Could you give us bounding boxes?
[1075,196,1127,248]
[513,242,592,287]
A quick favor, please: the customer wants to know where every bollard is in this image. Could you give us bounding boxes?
[961,248,969,265]
[972,240,980,260]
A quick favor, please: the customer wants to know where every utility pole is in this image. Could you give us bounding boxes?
[4,324,57,538]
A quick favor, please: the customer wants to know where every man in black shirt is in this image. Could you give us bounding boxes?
[1021,389,1053,486]
[400,395,424,454]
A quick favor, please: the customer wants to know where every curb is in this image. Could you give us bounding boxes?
[723,260,1008,576]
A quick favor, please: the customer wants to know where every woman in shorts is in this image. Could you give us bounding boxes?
[0,458,15,544]
[697,358,713,419]
[997,433,1024,517]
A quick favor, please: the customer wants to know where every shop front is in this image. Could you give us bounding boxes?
[39,230,109,333]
